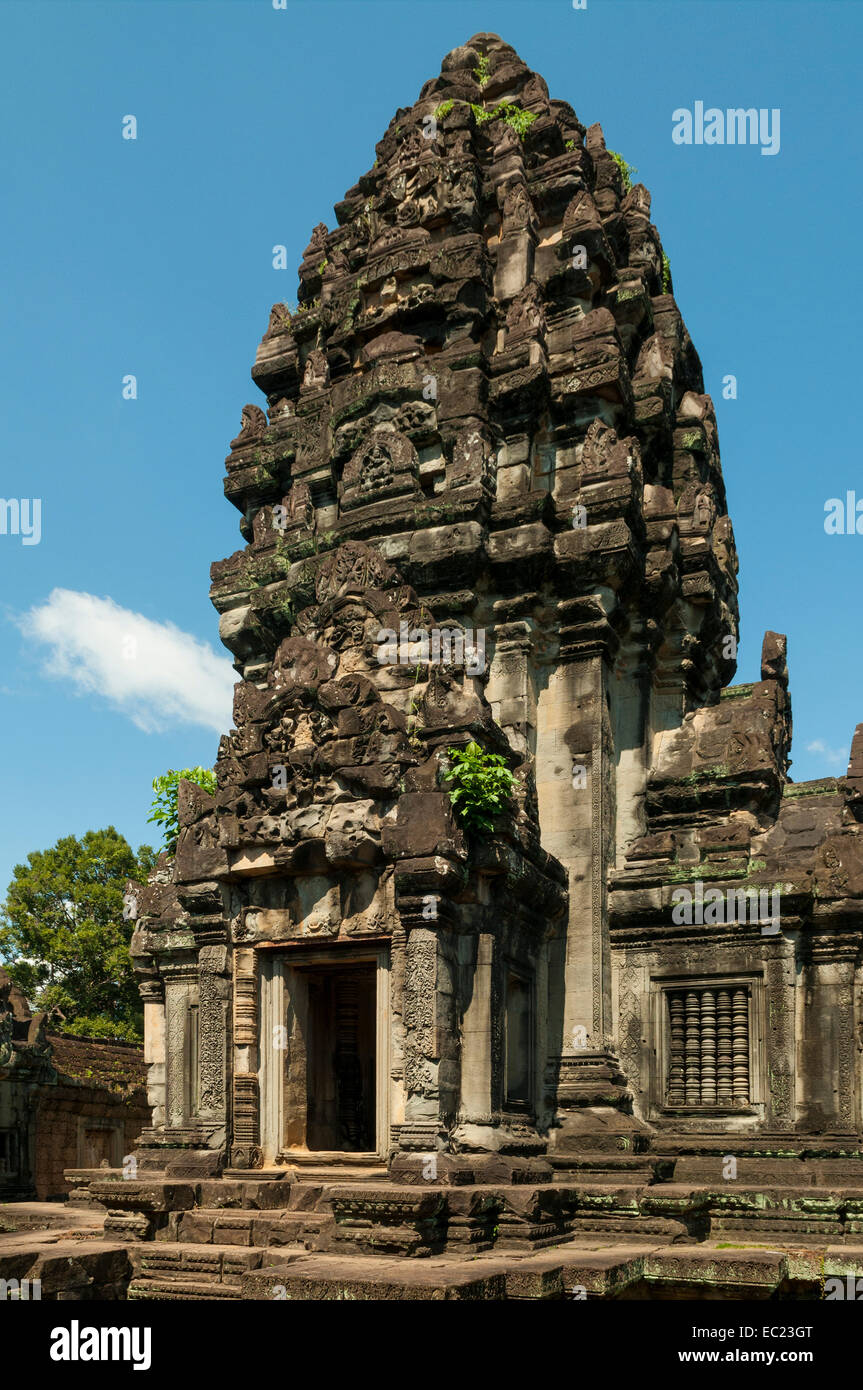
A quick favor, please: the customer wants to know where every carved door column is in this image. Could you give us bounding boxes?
[399,925,448,1152]
[231,947,262,1168]
[139,978,166,1130]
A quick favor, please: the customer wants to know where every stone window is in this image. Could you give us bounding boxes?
[504,968,533,1107]
[665,985,752,1107]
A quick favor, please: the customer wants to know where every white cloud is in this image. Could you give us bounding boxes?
[806,739,849,769]
[19,588,236,734]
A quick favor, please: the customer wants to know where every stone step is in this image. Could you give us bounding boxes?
[549,1155,669,1185]
[242,1253,511,1300]
[0,1201,105,1234]
[132,1241,271,1287]
[127,1278,242,1301]
[238,1243,863,1301]
[173,1208,331,1250]
[667,1155,863,1185]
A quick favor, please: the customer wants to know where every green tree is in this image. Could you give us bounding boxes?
[147,766,217,856]
[0,827,155,1042]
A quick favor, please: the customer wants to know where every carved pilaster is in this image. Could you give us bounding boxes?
[162,962,197,1130]
[231,1075,262,1169]
[398,926,441,1150]
[198,946,228,1117]
[231,948,262,1167]
[764,948,795,1130]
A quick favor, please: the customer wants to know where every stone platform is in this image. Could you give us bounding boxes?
[1,1201,860,1301]
[6,1140,863,1299]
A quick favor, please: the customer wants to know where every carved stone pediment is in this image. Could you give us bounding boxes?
[230,404,267,450]
[340,429,420,512]
[264,302,293,340]
[301,348,330,394]
[314,539,397,604]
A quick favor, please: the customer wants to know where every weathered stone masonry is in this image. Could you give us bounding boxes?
[0,969,148,1201]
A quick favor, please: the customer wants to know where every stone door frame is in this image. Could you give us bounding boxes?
[257,942,391,1164]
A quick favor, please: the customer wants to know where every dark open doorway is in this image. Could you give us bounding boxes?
[298,961,377,1153]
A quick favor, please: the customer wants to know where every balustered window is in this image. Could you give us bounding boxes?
[665,984,751,1107]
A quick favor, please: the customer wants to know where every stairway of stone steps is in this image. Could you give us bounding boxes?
[127,1241,300,1301]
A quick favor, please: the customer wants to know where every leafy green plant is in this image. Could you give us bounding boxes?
[608,149,638,191]
[661,251,672,293]
[443,743,514,834]
[470,101,495,126]
[473,51,491,88]
[495,102,538,139]
[434,99,455,121]
[565,139,576,151]
[468,99,537,140]
[148,767,217,856]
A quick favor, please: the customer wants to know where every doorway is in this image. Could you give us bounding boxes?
[303,961,376,1151]
[259,946,389,1161]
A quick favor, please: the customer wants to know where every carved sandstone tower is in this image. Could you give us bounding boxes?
[126,34,863,1222]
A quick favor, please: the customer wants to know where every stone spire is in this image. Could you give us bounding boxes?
[214,32,738,720]
[132,34,762,1182]
[105,33,863,1283]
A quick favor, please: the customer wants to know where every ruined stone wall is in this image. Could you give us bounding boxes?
[34,1084,149,1200]
[1,977,150,1199]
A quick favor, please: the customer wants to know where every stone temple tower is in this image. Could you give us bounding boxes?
[117,36,863,1265]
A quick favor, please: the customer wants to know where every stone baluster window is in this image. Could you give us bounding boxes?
[666,985,750,1107]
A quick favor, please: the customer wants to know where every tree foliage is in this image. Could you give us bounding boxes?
[0,828,155,1042]
[147,766,217,856]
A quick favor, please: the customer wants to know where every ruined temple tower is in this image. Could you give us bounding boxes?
[121,34,863,1250]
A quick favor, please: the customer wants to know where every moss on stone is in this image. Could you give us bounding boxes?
[680,429,705,451]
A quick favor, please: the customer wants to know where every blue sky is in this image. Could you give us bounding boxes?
[0,0,860,893]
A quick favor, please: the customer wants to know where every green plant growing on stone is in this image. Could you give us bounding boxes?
[565,139,575,151]
[661,252,672,293]
[443,742,514,834]
[608,149,638,191]
[495,102,538,139]
[473,51,491,88]
[468,99,537,140]
[434,99,454,121]
[470,101,496,126]
[148,767,217,856]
